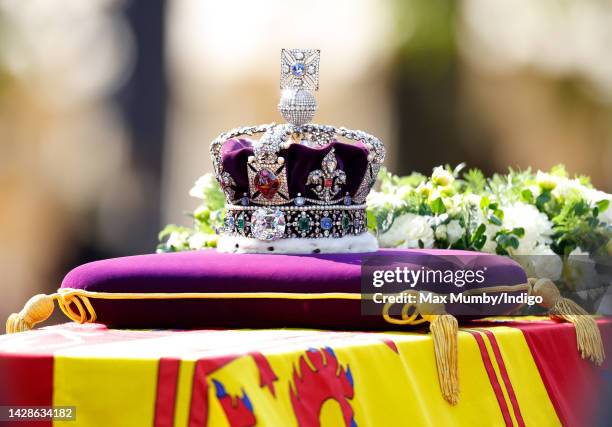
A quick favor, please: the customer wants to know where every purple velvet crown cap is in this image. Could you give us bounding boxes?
[221,138,369,200]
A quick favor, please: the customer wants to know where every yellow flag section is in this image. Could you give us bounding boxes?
[51,327,560,427]
[53,356,158,426]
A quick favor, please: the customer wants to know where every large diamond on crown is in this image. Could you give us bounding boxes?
[251,208,286,241]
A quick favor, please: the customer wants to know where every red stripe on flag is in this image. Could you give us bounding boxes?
[509,320,612,427]
[188,360,210,427]
[467,330,513,427]
[154,358,180,427]
[480,329,525,427]
[0,354,53,427]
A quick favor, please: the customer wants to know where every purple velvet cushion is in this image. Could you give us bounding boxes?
[61,249,527,329]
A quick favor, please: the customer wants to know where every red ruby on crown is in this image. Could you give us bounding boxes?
[254,168,280,200]
[219,138,375,206]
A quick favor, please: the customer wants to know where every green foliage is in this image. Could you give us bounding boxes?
[550,197,609,256]
[550,164,568,178]
[378,167,426,192]
[463,168,486,193]
[366,164,611,260]
[158,165,611,265]
[430,197,446,214]
[157,174,224,252]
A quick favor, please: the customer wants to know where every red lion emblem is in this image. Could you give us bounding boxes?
[212,379,256,427]
[188,352,277,426]
[290,347,356,427]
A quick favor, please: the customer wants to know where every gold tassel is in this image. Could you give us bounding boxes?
[383,293,460,405]
[531,278,605,365]
[550,297,605,365]
[6,294,56,334]
[423,313,459,405]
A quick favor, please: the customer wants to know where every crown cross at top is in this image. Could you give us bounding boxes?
[280,49,320,91]
[278,49,320,126]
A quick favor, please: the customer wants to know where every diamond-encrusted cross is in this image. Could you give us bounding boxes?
[280,49,320,91]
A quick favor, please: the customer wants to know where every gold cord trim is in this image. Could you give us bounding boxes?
[380,283,530,326]
[56,291,97,324]
[5,291,101,334]
[6,283,530,335]
[57,288,363,301]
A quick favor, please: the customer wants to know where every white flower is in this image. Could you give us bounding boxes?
[481,224,500,253]
[427,187,443,202]
[539,173,612,224]
[416,182,433,198]
[445,194,463,216]
[536,171,557,191]
[378,213,435,249]
[166,231,189,249]
[396,185,414,199]
[551,177,584,199]
[367,190,405,210]
[432,166,454,187]
[527,184,541,198]
[428,214,449,228]
[565,247,598,289]
[512,245,563,281]
[446,220,464,244]
[189,174,219,200]
[188,232,210,250]
[435,220,463,244]
[435,224,447,240]
[463,193,483,206]
[582,187,612,225]
[502,202,553,254]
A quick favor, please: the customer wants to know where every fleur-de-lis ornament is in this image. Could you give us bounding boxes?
[306,148,346,201]
[219,171,237,200]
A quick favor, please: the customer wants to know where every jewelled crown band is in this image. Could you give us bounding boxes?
[224,204,367,241]
[210,49,385,253]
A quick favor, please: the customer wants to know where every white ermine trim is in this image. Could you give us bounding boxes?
[217,232,378,254]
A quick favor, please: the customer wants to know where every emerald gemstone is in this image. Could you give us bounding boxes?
[298,216,311,232]
[342,214,351,230]
[236,215,245,231]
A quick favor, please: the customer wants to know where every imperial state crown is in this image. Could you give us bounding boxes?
[210,49,385,253]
